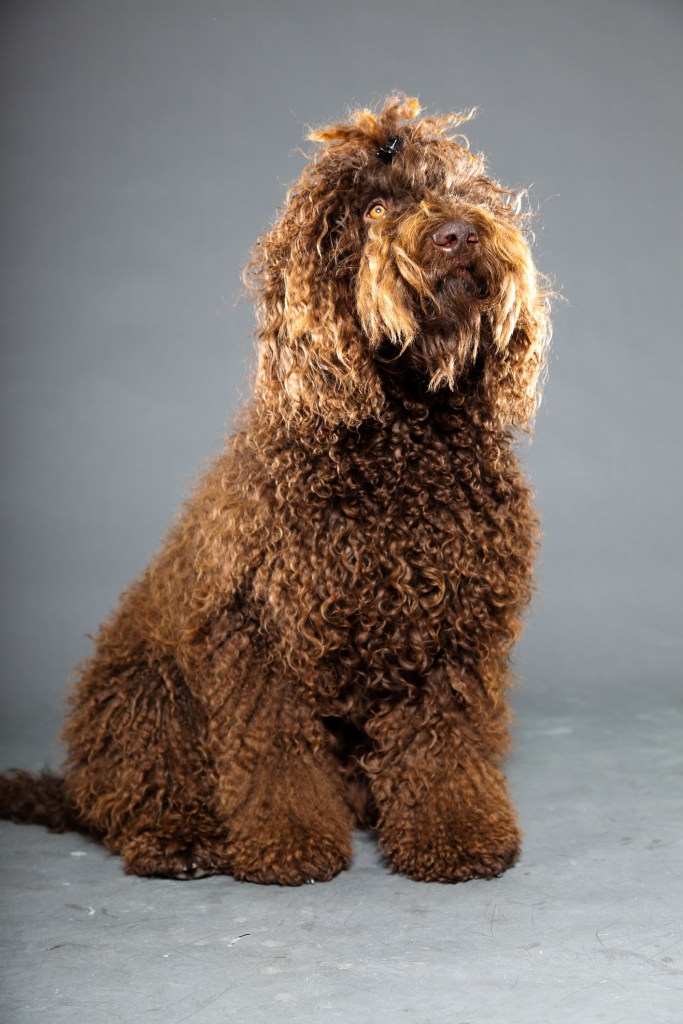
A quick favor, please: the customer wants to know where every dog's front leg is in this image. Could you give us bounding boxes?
[209,653,355,885]
[364,675,521,883]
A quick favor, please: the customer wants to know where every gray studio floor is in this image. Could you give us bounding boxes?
[1,682,682,1024]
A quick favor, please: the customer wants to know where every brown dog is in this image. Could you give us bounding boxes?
[1,96,551,884]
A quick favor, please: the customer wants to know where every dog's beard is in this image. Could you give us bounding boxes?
[418,272,488,389]
[357,238,491,391]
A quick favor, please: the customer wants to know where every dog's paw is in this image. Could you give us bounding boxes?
[229,826,352,886]
[378,759,522,883]
[165,858,222,880]
[383,830,521,883]
[118,833,228,879]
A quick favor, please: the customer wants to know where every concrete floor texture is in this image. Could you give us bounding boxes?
[2,682,681,1024]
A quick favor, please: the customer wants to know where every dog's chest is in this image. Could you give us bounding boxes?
[329,427,480,622]
[272,414,530,676]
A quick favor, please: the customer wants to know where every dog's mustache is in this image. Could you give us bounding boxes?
[391,246,495,338]
[389,228,495,308]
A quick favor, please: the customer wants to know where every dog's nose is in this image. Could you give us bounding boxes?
[432,220,480,256]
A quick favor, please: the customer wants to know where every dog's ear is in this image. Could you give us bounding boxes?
[485,303,550,430]
[245,183,386,431]
[476,216,552,431]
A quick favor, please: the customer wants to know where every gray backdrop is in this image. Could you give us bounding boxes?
[1,0,681,739]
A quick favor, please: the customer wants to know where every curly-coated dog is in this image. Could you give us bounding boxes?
[1,96,551,885]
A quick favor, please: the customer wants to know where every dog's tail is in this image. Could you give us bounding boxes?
[0,769,80,833]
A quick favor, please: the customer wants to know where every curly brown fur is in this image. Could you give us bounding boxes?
[0,95,551,884]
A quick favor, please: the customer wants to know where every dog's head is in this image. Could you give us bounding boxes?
[246,95,551,431]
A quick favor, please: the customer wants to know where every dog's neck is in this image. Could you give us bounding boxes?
[374,349,487,423]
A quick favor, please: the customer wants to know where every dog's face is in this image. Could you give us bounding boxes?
[247,96,550,430]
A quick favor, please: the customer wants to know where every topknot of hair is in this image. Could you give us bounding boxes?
[306,94,476,156]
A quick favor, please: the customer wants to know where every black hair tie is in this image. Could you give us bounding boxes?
[378,135,402,163]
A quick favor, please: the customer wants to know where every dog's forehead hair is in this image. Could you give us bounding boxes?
[355,150,491,210]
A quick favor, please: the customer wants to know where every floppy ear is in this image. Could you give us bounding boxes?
[479,286,551,431]
[245,181,385,432]
[476,214,552,430]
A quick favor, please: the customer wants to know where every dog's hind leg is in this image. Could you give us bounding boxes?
[62,651,229,879]
[62,594,353,883]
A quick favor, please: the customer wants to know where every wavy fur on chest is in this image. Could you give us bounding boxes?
[255,399,535,693]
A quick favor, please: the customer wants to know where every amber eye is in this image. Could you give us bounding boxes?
[366,202,386,221]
